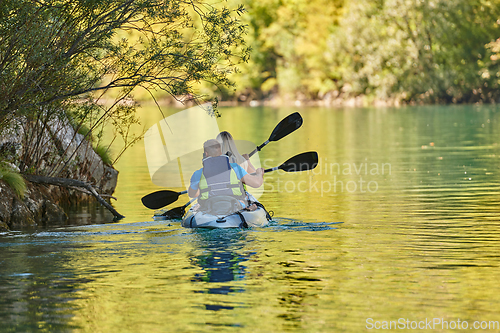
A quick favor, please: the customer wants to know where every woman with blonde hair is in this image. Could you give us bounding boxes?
[216,131,256,174]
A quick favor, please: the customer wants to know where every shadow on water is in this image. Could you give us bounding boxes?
[267,218,344,232]
[182,219,342,329]
[189,229,253,313]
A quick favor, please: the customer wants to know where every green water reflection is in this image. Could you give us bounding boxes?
[2,105,500,332]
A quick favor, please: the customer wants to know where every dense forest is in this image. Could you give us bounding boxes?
[207,0,500,105]
[0,0,499,182]
[0,0,499,225]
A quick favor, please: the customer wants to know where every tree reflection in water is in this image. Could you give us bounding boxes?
[190,229,253,311]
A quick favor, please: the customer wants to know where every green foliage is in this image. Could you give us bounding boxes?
[94,145,113,166]
[223,0,343,100]
[332,0,500,103]
[77,125,91,138]
[0,164,26,199]
[0,0,248,118]
[213,0,500,104]
[0,0,248,175]
[486,37,500,86]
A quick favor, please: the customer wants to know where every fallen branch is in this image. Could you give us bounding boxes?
[24,174,124,219]
[67,185,117,200]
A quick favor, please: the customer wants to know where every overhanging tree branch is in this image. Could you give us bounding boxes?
[24,174,124,219]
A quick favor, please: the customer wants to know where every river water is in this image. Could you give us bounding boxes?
[2,105,500,332]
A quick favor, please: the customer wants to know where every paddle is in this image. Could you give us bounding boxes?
[248,112,303,157]
[160,198,196,219]
[141,190,188,210]
[143,152,319,210]
[259,151,319,174]
[213,151,319,221]
[141,113,303,209]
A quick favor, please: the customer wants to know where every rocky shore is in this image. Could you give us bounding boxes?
[0,116,119,231]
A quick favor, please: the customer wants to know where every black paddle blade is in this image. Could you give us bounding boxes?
[161,206,186,219]
[268,112,303,142]
[278,151,319,172]
[141,190,183,209]
[162,198,196,218]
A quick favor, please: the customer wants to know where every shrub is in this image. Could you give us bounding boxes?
[94,145,113,166]
[0,164,26,199]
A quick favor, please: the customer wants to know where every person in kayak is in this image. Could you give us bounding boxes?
[188,139,264,213]
[216,131,256,174]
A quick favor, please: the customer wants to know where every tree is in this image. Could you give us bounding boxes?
[222,0,343,101]
[486,37,500,91]
[330,0,500,103]
[0,0,249,175]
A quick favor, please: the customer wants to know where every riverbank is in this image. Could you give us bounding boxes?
[136,91,497,110]
[0,115,119,231]
[0,169,118,231]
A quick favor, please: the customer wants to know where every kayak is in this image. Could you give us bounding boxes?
[152,193,272,228]
[181,204,270,229]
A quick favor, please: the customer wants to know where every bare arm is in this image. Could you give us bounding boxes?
[241,153,256,174]
[188,186,200,198]
[241,168,264,188]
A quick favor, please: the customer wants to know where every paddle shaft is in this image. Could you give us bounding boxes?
[248,112,302,157]
[253,166,311,174]
[180,198,196,209]
[248,140,269,158]
[166,197,195,211]
[160,198,196,217]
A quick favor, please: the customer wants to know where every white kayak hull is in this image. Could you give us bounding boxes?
[181,206,270,229]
